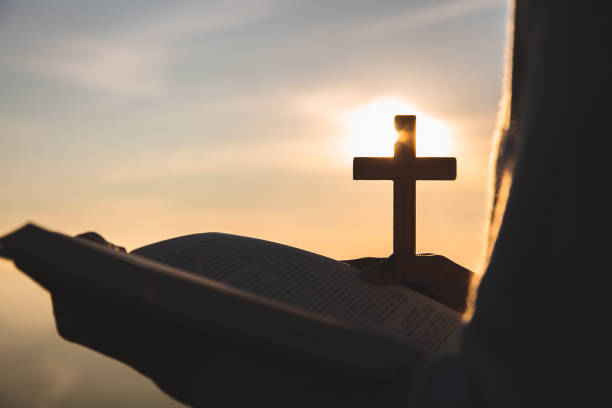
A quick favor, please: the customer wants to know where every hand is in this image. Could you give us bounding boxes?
[343,254,474,313]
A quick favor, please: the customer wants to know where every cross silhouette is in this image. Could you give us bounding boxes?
[353,115,456,257]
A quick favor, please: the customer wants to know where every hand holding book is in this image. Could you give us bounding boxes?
[1,224,464,406]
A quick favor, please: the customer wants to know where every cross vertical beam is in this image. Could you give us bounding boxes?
[393,115,416,256]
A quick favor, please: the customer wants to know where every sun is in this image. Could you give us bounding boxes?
[342,97,454,157]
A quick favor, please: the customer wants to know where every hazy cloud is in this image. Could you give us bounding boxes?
[2,0,281,96]
[99,135,346,184]
[13,38,169,96]
[358,0,507,38]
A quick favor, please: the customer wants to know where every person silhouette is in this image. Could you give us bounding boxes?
[51,0,591,406]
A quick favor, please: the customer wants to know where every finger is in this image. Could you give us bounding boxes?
[342,257,385,269]
[76,232,127,253]
[76,232,108,245]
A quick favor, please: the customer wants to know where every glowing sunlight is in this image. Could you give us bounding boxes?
[343,97,454,157]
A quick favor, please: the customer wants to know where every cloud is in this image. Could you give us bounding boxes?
[3,0,280,96]
[15,38,168,96]
[131,1,280,41]
[99,135,346,184]
[1,0,506,97]
[357,0,506,39]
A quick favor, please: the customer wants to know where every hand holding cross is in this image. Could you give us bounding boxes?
[353,115,456,257]
[348,115,473,312]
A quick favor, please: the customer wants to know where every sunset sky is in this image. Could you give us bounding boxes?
[0,0,508,405]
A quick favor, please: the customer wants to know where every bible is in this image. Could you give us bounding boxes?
[0,223,463,406]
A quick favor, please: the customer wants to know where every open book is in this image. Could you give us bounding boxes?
[0,224,463,404]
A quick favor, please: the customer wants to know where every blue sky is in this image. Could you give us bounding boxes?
[0,1,508,405]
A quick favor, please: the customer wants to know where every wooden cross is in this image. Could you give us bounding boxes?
[353,115,456,257]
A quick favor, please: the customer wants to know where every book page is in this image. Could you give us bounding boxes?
[133,233,462,355]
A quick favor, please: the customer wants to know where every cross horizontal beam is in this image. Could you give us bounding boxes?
[353,157,456,180]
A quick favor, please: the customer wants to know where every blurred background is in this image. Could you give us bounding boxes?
[0,0,508,406]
